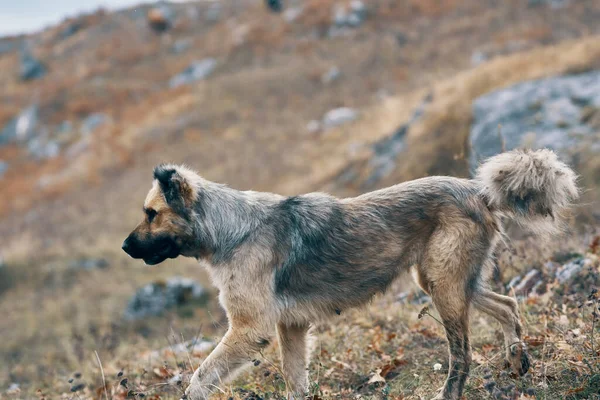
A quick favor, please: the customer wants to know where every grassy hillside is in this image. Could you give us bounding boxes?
[1,0,600,398]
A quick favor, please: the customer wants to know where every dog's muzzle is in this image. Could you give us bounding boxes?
[122,233,180,265]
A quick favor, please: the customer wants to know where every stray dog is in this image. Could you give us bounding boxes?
[122,149,578,399]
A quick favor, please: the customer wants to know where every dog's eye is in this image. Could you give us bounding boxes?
[145,209,157,223]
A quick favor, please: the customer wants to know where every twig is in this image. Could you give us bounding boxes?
[166,330,183,371]
[95,350,109,400]
[418,305,443,326]
[592,301,597,358]
[541,312,548,400]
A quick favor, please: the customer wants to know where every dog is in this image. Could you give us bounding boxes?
[122,149,578,399]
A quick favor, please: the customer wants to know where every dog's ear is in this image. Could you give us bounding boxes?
[153,165,193,213]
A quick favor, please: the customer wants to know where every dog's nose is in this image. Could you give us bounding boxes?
[122,238,131,254]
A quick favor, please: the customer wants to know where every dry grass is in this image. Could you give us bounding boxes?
[2,0,600,398]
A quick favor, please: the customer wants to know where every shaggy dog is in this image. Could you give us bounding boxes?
[122,149,578,399]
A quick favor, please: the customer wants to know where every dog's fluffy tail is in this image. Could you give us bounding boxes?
[476,149,579,235]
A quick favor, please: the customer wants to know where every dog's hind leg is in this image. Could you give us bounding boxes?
[418,220,496,400]
[277,322,311,399]
[473,289,530,376]
[428,281,472,400]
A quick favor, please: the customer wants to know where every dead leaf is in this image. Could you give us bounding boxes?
[524,335,545,347]
[367,368,386,384]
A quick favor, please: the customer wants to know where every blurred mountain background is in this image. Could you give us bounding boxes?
[1,0,600,398]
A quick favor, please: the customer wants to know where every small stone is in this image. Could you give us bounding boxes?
[124,277,207,320]
[19,45,46,81]
[433,363,442,371]
[556,258,587,283]
[321,66,341,84]
[321,107,358,130]
[81,113,108,136]
[283,7,303,23]
[169,59,217,88]
[6,383,20,395]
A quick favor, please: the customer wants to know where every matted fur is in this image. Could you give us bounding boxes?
[476,149,579,235]
[122,149,578,400]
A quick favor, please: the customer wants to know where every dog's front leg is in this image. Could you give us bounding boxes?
[184,326,272,400]
[277,322,311,399]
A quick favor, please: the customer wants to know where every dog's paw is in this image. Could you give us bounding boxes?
[182,383,209,400]
[507,343,530,376]
[430,386,446,400]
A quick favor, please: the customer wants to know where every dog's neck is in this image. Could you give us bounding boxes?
[189,182,282,265]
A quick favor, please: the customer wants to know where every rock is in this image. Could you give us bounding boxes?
[169,59,217,88]
[332,1,368,28]
[363,93,433,187]
[283,7,303,23]
[19,45,46,81]
[124,277,207,320]
[16,104,39,142]
[321,66,341,84]
[265,0,283,13]
[322,107,358,130]
[0,104,38,145]
[512,269,541,296]
[332,5,349,27]
[147,3,175,33]
[59,21,83,39]
[350,1,368,18]
[469,71,600,171]
[6,383,20,395]
[556,257,587,283]
[69,258,109,270]
[54,120,75,145]
[0,161,7,179]
[81,113,108,135]
[27,137,60,160]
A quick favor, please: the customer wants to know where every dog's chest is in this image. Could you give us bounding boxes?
[201,259,277,316]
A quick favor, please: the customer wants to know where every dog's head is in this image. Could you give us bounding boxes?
[122,165,198,265]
